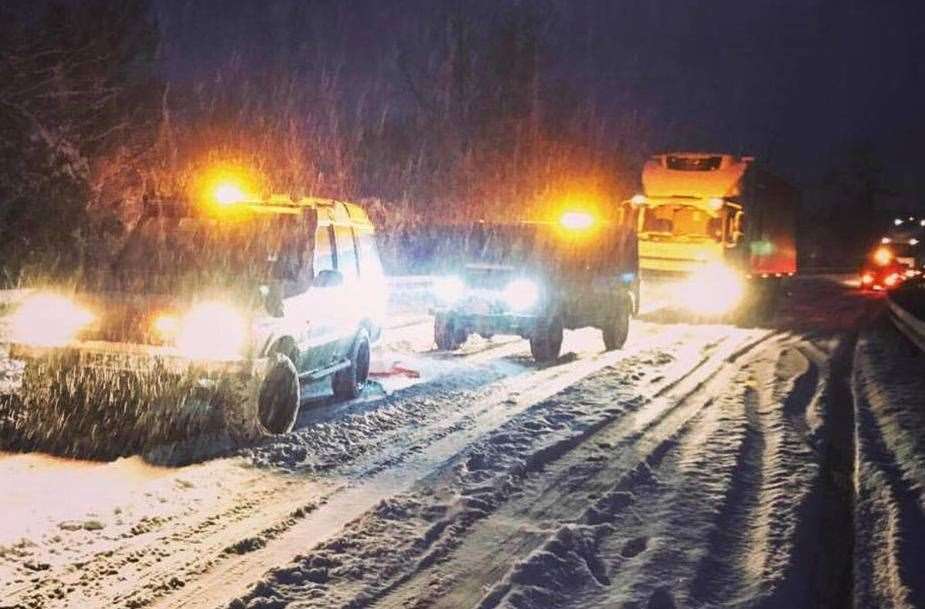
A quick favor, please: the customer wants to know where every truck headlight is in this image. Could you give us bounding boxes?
[502,278,540,311]
[434,276,465,304]
[10,293,94,347]
[679,264,744,315]
[159,301,248,361]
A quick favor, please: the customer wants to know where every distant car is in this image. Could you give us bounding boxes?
[859,245,919,291]
[3,194,386,436]
[431,212,639,362]
[859,262,908,291]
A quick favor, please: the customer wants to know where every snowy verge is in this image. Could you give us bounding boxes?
[853,314,925,609]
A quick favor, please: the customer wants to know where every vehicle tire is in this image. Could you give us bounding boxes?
[434,313,464,351]
[602,301,630,350]
[256,353,301,435]
[530,315,563,363]
[333,328,371,401]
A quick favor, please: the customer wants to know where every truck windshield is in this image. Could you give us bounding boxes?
[461,223,627,274]
[641,204,723,242]
[100,214,310,294]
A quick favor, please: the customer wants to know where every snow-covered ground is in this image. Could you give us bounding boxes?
[1,276,922,609]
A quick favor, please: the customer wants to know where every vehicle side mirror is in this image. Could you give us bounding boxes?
[314,269,343,288]
[730,211,745,245]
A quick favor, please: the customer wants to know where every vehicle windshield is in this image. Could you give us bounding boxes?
[460,223,627,274]
[98,213,310,294]
[641,204,723,242]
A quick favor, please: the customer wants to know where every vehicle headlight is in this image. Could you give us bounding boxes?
[9,293,94,347]
[157,301,248,361]
[434,276,465,304]
[502,278,540,311]
[677,264,744,315]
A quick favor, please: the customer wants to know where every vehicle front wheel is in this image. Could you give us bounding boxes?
[256,353,301,435]
[602,302,630,350]
[333,329,371,400]
[434,314,465,351]
[530,315,563,363]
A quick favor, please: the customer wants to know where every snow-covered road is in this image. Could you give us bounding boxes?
[2,277,922,609]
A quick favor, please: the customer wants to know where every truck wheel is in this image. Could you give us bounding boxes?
[434,314,464,351]
[256,353,301,435]
[602,305,630,350]
[333,329,371,400]
[530,316,563,363]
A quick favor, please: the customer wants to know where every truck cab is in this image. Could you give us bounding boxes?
[632,152,797,317]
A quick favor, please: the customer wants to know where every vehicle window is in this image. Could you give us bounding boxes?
[315,225,335,273]
[334,225,359,282]
[642,205,719,241]
[356,229,384,280]
[108,214,308,294]
[271,215,314,294]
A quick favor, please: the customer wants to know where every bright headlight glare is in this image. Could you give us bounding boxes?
[560,211,595,230]
[174,301,248,360]
[503,278,540,311]
[678,264,744,315]
[873,247,893,266]
[10,293,94,347]
[434,276,465,303]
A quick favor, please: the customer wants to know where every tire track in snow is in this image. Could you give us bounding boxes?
[221,326,767,609]
[686,338,833,608]
[543,334,839,609]
[0,321,681,609]
[140,322,718,609]
[853,316,925,609]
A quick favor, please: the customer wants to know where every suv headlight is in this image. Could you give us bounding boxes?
[502,278,540,311]
[10,293,94,347]
[156,301,248,361]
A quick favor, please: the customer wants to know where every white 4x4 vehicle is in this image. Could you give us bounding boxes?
[2,195,386,446]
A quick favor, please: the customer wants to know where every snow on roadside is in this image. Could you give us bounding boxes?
[853,315,925,609]
[0,451,328,607]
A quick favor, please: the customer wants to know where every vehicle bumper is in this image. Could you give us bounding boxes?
[4,340,265,396]
[435,288,625,336]
[440,311,538,338]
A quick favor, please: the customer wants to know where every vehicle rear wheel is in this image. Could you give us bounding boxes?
[434,313,464,351]
[530,315,563,363]
[333,328,371,400]
[602,303,630,350]
[256,353,301,435]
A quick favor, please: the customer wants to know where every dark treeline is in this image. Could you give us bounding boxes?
[0,0,913,281]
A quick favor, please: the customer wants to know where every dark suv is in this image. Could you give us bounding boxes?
[431,212,639,362]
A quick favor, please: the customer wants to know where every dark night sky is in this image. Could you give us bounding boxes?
[154,0,925,193]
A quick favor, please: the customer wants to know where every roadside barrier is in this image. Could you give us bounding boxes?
[887,295,925,352]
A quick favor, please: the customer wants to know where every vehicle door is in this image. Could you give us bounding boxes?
[299,221,342,372]
[355,226,386,341]
[331,223,363,357]
[266,212,314,372]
